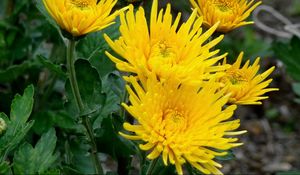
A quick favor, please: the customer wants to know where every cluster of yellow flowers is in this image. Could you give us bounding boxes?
[43,0,277,174]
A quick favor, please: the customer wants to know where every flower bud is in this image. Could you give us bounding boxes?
[0,118,7,135]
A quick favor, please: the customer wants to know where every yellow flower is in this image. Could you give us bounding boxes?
[105,0,227,85]
[120,76,245,175]
[43,0,123,37]
[220,52,278,105]
[189,0,262,33]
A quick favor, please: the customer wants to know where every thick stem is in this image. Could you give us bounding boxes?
[66,40,84,111]
[66,39,103,174]
[145,159,158,175]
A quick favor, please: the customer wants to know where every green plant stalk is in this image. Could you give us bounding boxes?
[120,87,129,120]
[66,39,103,174]
[66,40,84,111]
[145,158,158,175]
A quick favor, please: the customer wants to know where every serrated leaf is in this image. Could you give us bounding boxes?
[13,143,35,174]
[10,85,34,126]
[0,85,35,159]
[13,128,58,174]
[34,128,59,173]
[65,59,106,117]
[0,121,34,159]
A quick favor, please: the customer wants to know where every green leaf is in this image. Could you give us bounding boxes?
[40,168,61,175]
[0,85,35,159]
[10,85,34,126]
[32,110,81,133]
[0,61,36,83]
[51,111,79,130]
[93,72,125,127]
[273,37,300,81]
[64,139,95,174]
[32,111,55,135]
[13,128,59,174]
[37,55,67,80]
[96,115,136,160]
[0,161,11,174]
[76,17,121,77]
[65,59,106,117]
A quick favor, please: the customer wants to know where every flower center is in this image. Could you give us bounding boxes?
[213,0,234,13]
[222,70,247,85]
[70,0,94,9]
[148,40,177,72]
[151,40,175,59]
[163,109,186,131]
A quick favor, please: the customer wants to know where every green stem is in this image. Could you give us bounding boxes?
[66,39,103,174]
[82,115,103,174]
[120,88,129,120]
[146,159,158,175]
[66,40,84,111]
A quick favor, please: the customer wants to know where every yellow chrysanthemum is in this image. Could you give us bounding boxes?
[189,0,262,33]
[43,0,123,37]
[120,76,246,175]
[105,0,227,84]
[220,52,278,105]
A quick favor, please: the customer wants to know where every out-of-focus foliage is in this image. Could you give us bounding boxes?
[0,0,298,174]
[273,37,300,103]
[273,37,300,82]
[0,0,134,174]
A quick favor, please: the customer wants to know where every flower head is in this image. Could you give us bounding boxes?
[220,52,278,105]
[190,0,261,33]
[120,76,245,174]
[105,0,227,85]
[43,0,123,37]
